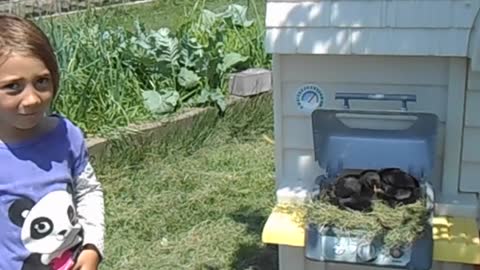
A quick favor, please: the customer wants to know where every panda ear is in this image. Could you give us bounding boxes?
[8,198,35,227]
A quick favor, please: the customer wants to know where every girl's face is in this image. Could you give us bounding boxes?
[0,53,54,131]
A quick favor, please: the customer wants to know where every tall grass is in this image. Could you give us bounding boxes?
[40,12,151,135]
[34,1,270,136]
[93,93,277,269]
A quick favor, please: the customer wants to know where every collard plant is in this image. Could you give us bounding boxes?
[140,3,260,114]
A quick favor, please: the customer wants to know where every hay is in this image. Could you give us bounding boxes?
[278,196,429,249]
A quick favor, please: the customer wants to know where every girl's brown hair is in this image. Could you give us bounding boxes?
[0,14,60,95]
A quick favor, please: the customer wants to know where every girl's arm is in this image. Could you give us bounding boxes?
[74,161,105,260]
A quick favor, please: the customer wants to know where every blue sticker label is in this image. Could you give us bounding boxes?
[296,84,324,112]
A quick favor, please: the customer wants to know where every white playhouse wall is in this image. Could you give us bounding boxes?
[265,0,478,56]
[462,68,480,193]
[273,54,453,200]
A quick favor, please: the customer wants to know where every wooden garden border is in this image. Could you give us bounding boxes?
[85,95,248,157]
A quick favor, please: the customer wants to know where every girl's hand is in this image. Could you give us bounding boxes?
[72,245,101,270]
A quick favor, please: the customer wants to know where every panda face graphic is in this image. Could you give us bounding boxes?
[9,187,83,267]
[21,190,82,255]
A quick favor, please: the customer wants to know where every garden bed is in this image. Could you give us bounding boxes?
[33,1,269,137]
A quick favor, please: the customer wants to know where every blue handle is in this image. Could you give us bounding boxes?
[335,93,417,111]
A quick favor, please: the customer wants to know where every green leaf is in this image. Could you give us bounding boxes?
[209,88,227,111]
[219,52,248,72]
[221,4,254,27]
[150,28,180,67]
[196,88,212,104]
[198,9,218,31]
[186,88,227,112]
[179,36,204,69]
[213,95,227,112]
[178,68,201,89]
[142,90,179,114]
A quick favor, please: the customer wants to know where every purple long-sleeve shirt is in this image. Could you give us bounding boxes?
[0,115,104,270]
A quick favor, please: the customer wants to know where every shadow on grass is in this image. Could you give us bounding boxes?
[232,243,278,270]
[230,208,279,270]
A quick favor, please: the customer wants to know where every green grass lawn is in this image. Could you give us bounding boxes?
[93,94,278,269]
[99,0,266,30]
[53,0,266,30]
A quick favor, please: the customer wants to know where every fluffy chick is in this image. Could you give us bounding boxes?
[377,168,420,207]
[331,173,375,212]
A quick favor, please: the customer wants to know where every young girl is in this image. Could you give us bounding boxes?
[0,14,105,270]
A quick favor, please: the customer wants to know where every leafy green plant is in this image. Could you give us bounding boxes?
[34,1,269,135]
[140,3,256,114]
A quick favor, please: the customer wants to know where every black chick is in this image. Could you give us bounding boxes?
[331,173,375,212]
[359,170,381,193]
[377,168,420,207]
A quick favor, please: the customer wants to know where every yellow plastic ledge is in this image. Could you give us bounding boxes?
[433,216,480,265]
[261,205,306,247]
[261,206,480,265]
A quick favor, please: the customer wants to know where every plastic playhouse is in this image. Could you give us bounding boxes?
[261,1,480,270]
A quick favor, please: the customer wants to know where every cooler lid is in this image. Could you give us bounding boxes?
[311,108,439,178]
